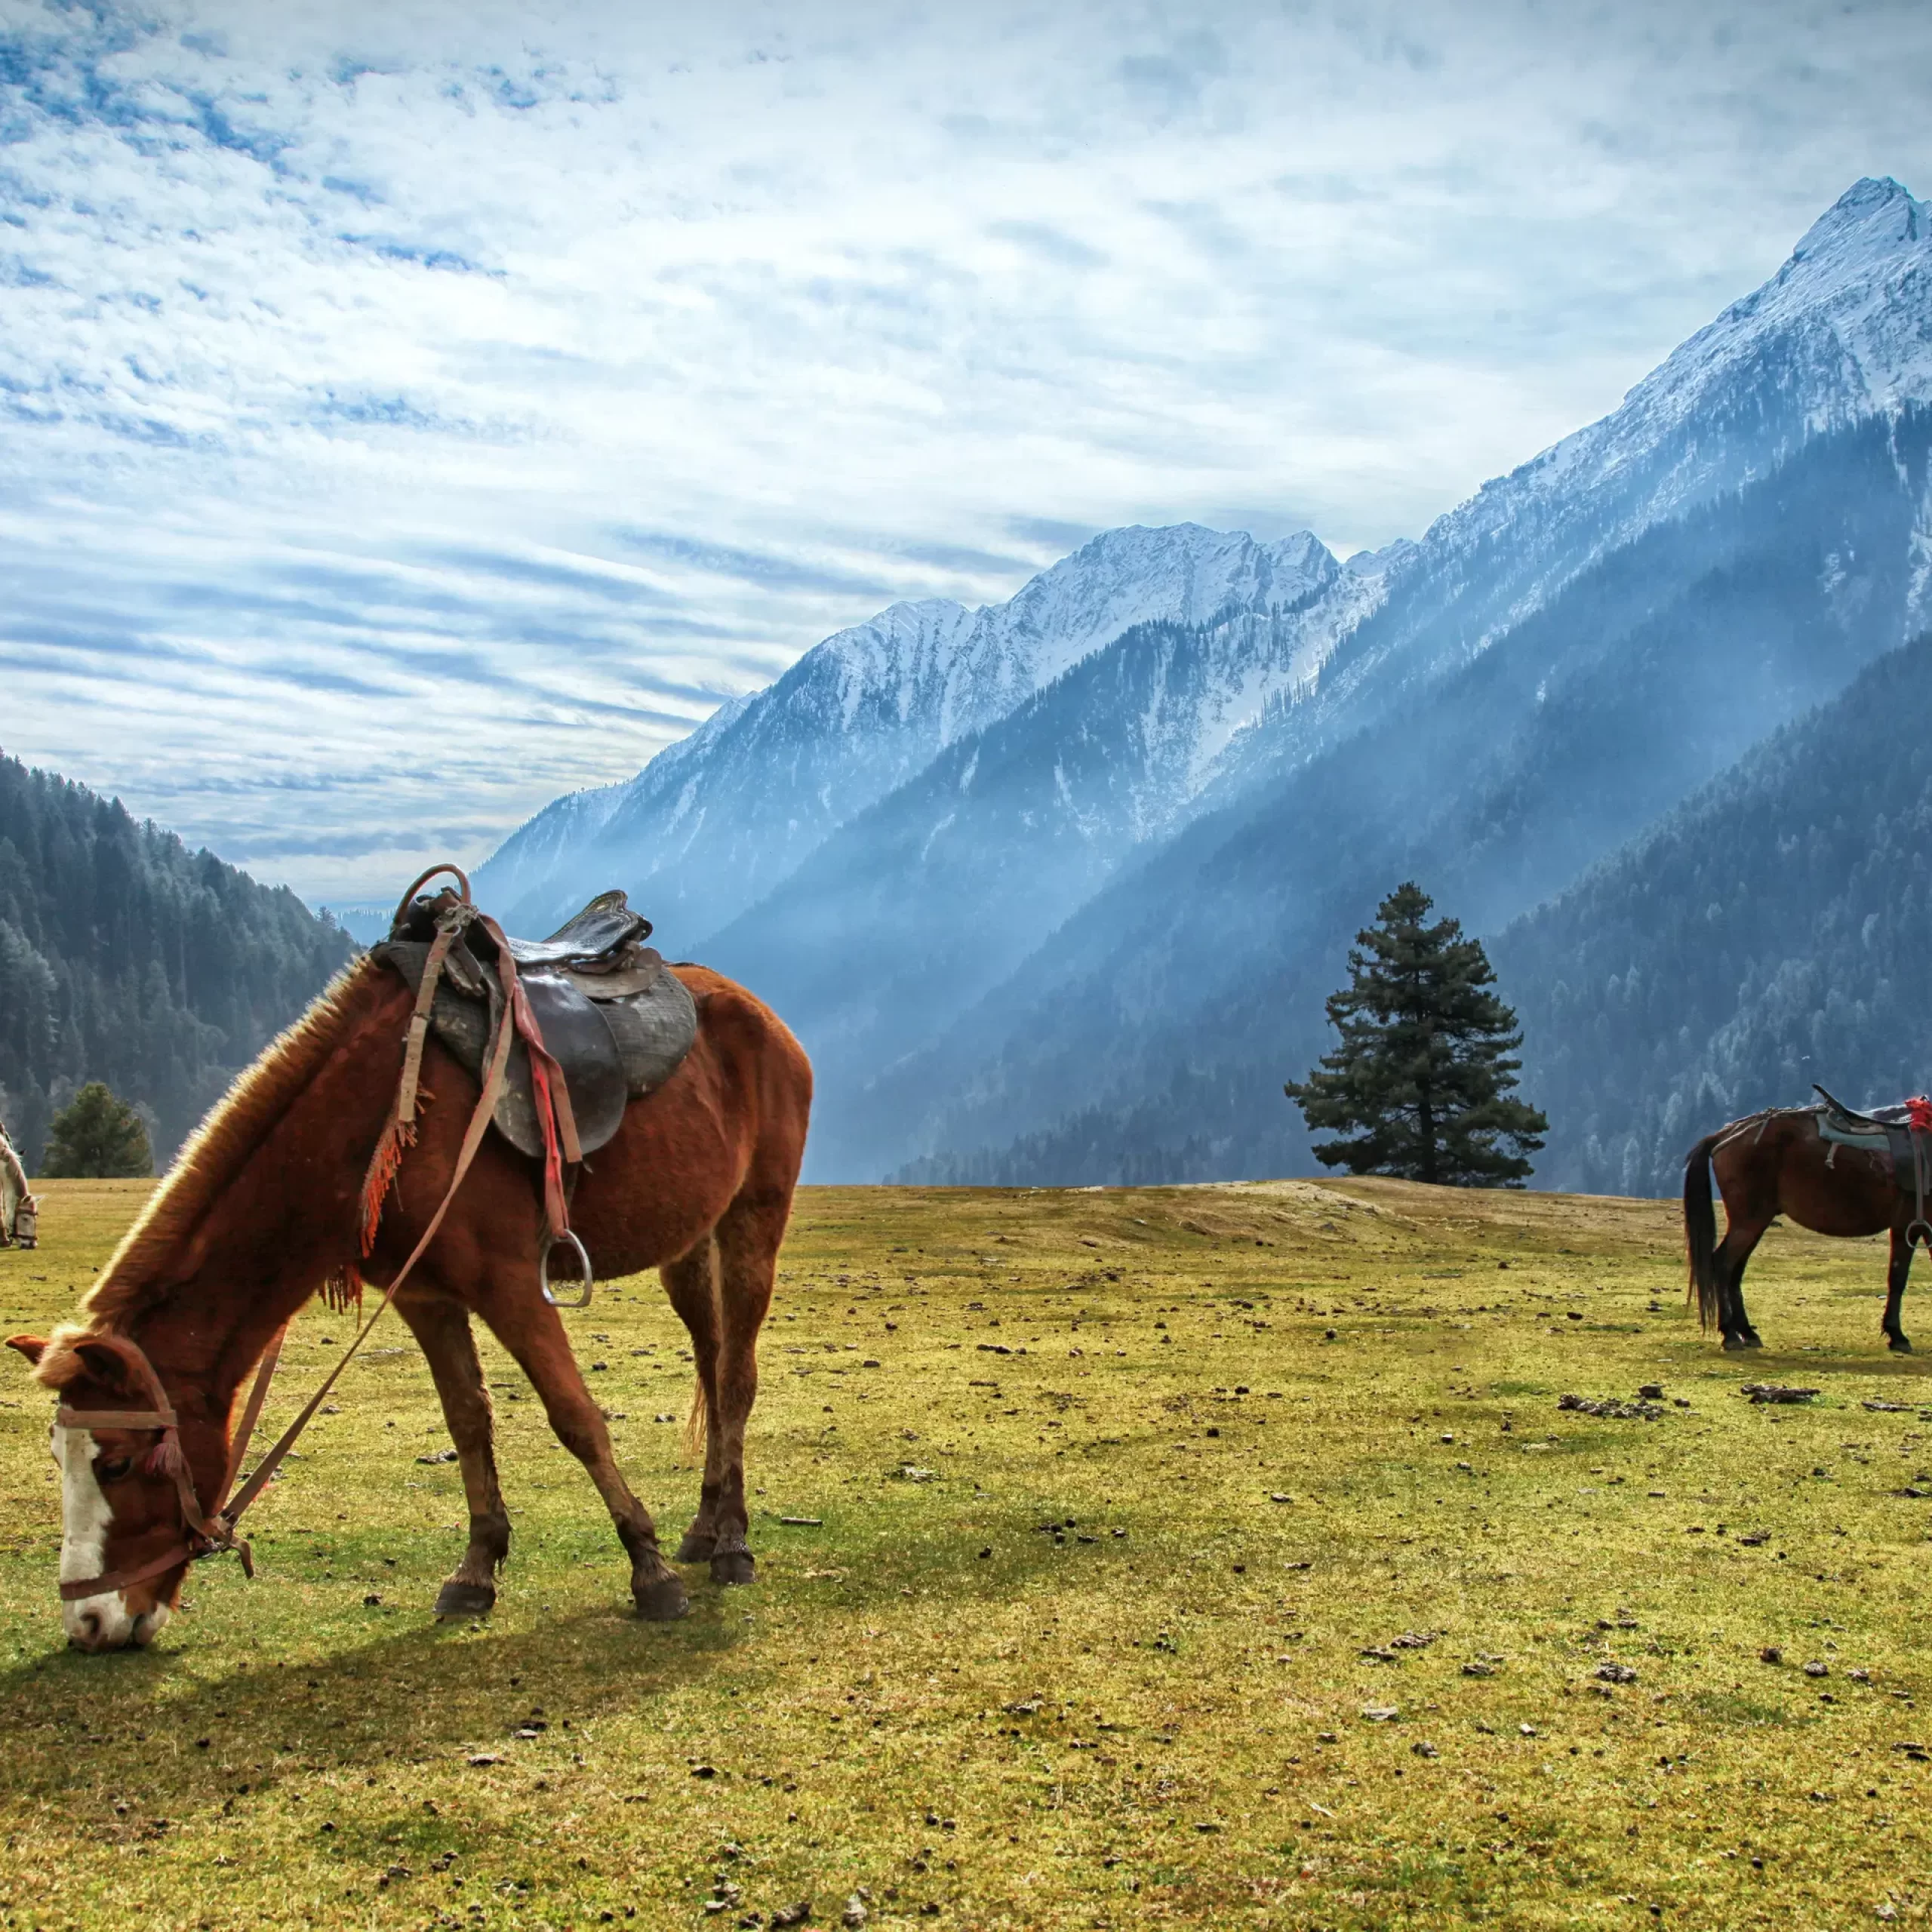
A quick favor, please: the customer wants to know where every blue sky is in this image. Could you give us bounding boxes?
[2,0,1930,906]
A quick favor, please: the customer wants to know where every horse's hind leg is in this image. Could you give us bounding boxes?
[397,1292,512,1617]
[1715,1217,1770,1350]
[696,1189,785,1586]
[661,1235,724,1564]
[1883,1229,1915,1352]
[478,1281,688,1621]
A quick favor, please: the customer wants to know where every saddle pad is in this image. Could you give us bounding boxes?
[597,968,699,1091]
[1817,1112,1889,1150]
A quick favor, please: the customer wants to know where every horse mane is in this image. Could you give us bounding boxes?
[85,958,383,1333]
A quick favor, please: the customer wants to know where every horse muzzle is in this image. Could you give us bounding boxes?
[63,1592,170,1652]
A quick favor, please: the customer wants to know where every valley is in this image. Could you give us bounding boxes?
[4,1179,1929,1927]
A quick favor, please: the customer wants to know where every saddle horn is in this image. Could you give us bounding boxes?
[390,862,472,931]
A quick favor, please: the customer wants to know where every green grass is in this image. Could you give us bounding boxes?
[4,1175,1932,1927]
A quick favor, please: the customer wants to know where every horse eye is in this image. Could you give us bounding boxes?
[94,1456,133,1483]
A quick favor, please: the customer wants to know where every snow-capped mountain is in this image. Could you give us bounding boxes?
[1222,178,1932,792]
[475,523,1337,940]
[482,177,1932,1186]
[699,555,1386,1075]
[872,406,1932,1185]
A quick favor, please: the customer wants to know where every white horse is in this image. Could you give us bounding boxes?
[0,1118,37,1248]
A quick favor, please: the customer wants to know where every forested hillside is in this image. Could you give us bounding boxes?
[1495,632,1932,1196]
[0,753,355,1171]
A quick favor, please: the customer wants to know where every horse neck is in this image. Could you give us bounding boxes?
[112,966,415,1476]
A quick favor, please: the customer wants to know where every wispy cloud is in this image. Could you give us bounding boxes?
[0,0,1928,900]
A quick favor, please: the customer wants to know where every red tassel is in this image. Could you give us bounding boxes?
[1909,1096,1932,1134]
[143,1432,186,1479]
[358,1107,417,1256]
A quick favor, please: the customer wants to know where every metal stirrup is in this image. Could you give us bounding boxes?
[540,1229,594,1309]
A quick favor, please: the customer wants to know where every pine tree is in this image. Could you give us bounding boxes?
[40,1082,154,1179]
[1285,882,1547,1186]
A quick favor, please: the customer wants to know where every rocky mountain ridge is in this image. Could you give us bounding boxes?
[477,523,1339,942]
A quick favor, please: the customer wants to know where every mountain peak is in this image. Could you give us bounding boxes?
[1430,175,1932,574]
[1795,175,1923,256]
[1651,174,1930,418]
[475,515,1340,936]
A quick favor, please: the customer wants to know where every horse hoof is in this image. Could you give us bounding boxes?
[1721,1334,1763,1352]
[675,1527,716,1564]
[711,1548,756,1587]
[633,1574,690,1622]
[435,1581,496,1619]
[1890,1336,1914,1354]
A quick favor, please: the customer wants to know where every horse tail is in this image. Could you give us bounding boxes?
[1683,1132,1724,1329]
[683,1374,709,1465]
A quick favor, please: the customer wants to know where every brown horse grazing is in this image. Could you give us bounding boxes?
[5,951,811,1651]
[1684,1108,1924,1353]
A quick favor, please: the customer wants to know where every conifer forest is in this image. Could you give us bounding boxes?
[0,753,354,1172]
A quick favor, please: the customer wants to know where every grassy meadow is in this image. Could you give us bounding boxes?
[3,1174,1931,1930]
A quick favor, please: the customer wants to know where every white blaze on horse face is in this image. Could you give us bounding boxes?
[51,1426,161,1649]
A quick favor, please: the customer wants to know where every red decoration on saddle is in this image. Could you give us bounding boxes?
[1909,1096,1932,1134]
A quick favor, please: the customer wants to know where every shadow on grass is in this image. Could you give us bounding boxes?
[0,1488,1171,1822]
[1705,1348,1932,1386]
[0,1582,751,1812]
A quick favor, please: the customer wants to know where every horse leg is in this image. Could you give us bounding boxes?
[661,1235,724,1564]
[1883,1229,1915,1352]
[1715,1216,1770,1349]
[696,1189,785,1586]
[396,1292,512,1617]
[479,1286,688,1621]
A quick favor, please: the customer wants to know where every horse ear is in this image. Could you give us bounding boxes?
[71,1337,140,1396]
[5,1334,48,1367]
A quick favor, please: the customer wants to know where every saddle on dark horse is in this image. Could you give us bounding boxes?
[1812,1084,1932,1241]
[374,888,698,1163]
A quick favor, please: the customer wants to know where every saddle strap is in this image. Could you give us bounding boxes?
[473,911,582,1242]
[398,917,464,1130]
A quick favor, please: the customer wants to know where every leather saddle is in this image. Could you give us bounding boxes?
[372,889,697,1161]
[1811,1083,1922,1188]
[1813,1083,1913,1139]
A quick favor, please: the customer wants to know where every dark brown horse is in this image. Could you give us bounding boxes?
[6,951,811,1651]
[1684,1108,1921,1352]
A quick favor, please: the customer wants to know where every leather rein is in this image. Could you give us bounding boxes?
[56,863,585,1605]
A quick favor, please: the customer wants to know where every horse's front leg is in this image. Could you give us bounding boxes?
[396,1291,512,1617]
[1883,1229,1915,1352]
[478,1281,688,1621]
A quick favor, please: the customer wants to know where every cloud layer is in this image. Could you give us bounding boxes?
[2,0,1929,903]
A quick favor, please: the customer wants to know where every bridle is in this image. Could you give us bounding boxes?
[56,1341,281,1600]
[54,862,589,1607]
